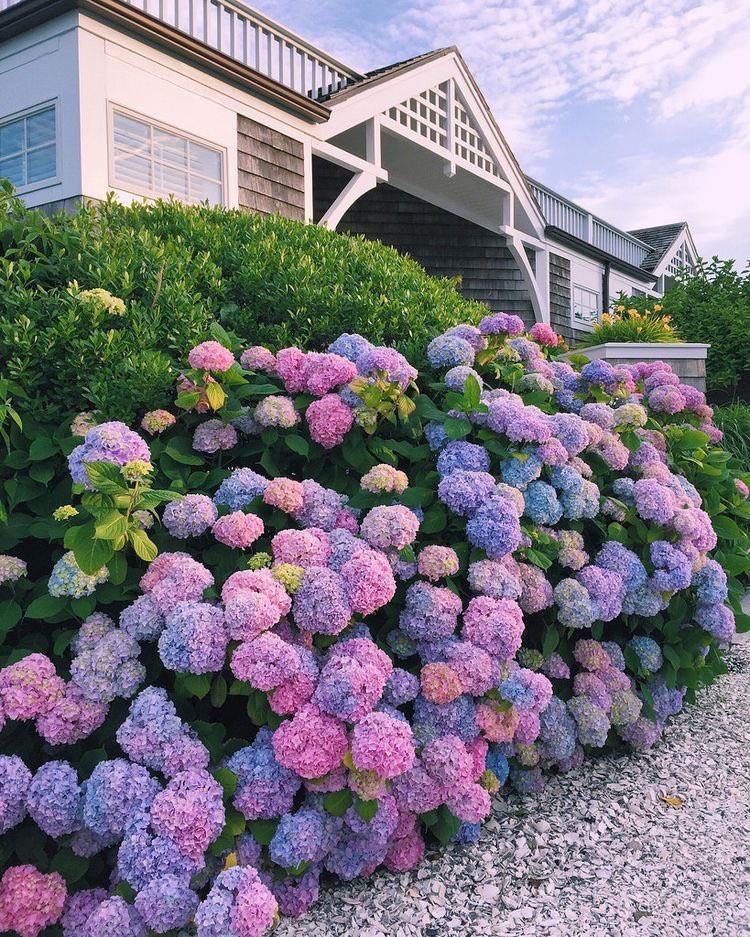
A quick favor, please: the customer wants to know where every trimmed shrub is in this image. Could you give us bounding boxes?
[1,311,748,936]
[0,187,484,422]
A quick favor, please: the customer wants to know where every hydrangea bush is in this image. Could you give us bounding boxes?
[0,319,748,936]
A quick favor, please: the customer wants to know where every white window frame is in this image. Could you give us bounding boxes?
[572,283,600,330]
[0,99,60,195]
[107,104,227,207]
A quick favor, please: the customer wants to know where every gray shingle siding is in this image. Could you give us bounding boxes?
[237,116,305,220]
[313,159,535,327]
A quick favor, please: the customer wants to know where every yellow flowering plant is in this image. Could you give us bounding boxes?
[582,292,680,345]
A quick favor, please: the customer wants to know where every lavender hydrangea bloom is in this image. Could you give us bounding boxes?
[82,759,160,838]
[438,470,496,517]
[163,495,218,539]
[327,333,374,362]
[427,334,475,368]
[158,602,228,674]
[70,614,145,703]
[213,468,269,510]
[436,441,491,477]
[466,491,522,559]
[628,636,663,673]
[68,421,150,488]
[134,874,199,932]
[118,823,204,891]
[269,807,324,869]
[26,761,82,838]
[553,579,594,630]
[0,755,31,833]
[523,481,563,525]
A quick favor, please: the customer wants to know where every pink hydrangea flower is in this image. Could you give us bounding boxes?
[420,662,462,704]
[360,505,420,551]
[340,550,396,616]
[212,512,264,549]
[271,529,331,568]
[231,633,300,691]
[417,546,459,582]
[263,478,305,514]
[241,346,276,372]
[306,394,354,449]
[462,597,524,660]
[0,654,65,721]
[272,704,348,779]
[351,711,415,779]
[0,865,66,937]
[193,419,238,454]
[384,830,425,872]
[188,340,235,372]
[529,323,559,347]
[36,682,107,745]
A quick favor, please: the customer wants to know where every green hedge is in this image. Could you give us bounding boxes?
[629,259,750,396]
[0,186,484,422]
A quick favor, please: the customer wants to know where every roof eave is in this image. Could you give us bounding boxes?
[545,226,657,283]
[0,0,331,123]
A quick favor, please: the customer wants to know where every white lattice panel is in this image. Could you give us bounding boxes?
[385,83,449,149]
[382,79,502,182]
[452,91,499,177]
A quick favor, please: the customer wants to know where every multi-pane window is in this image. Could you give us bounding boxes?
[573,285,600,325]
[112,111,224,205]
[0,105,56,190]
[666,242,694,277]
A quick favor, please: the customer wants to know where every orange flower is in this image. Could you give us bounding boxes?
[654,303,663,311]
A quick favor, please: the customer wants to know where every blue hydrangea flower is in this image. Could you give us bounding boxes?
[26,760,82,838]
[427,334,475,369]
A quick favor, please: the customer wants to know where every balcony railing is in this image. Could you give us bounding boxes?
[527,178,651,269]
[0,0,361,100]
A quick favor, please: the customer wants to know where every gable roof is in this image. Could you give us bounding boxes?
[627,222,687,273]
[318,48,455,104]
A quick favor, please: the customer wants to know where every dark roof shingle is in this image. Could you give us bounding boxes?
[628,222,686,272]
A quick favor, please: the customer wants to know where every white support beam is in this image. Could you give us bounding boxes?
[443,79,456,178]
[365,115,382,169]
[310,139,388,182]
[507,235,549,324]
[318,171,378,230]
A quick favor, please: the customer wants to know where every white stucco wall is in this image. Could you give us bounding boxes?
[0,12,81,207]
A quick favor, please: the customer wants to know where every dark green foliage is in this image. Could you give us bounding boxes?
[713,404,750,468]
[0,185,484,422]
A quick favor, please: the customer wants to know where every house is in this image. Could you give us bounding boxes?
[0,0,699,343]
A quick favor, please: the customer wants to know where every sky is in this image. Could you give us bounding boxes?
[257,0,750,265]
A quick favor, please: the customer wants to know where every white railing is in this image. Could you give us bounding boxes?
[0,0,361,100]
[126,0,360,98]
[528,178,651,268]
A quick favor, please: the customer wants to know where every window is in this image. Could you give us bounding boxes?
[666,242,693,277]
[111,111,224,205]
[0,105,56,190]
[573,285,600,325]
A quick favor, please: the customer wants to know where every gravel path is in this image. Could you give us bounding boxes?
[280,638,750,937]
